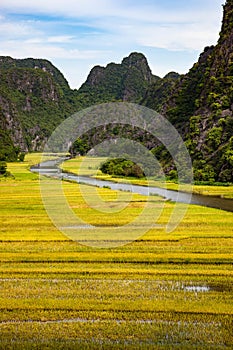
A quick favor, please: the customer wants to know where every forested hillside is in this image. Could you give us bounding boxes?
[0,0,232,182]
[0,57,81,159]
[0,53,173,159]
[143,0,233,182]
[77,52,160,104]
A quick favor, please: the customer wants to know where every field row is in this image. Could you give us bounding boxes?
[0,154,232,349]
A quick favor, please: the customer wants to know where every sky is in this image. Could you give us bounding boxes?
[0,0,224,89]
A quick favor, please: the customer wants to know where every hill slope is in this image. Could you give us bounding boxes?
[0,57,81,158]
[0,52,175,159]
[0,1,232,182]
[77,52,160,104]
[143,0,233,182]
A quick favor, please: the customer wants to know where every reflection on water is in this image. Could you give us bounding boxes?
[184,285,210,293]
[62,174,233,213]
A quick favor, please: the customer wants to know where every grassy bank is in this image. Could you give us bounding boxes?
[0,154,232,348]
[61,156,233,199]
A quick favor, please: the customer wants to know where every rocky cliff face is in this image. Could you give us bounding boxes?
[0,53,160,158]
[0,52,166,159]
[0,1,232,182]
[0,56,70,91]
[144,0,233,182]
[141,72,180,111]
[78,52,160,103]
[0,57,80,157]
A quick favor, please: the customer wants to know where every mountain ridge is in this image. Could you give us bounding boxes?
[0,0,232,182]
[161,0,233,182]
[77,52,161,103]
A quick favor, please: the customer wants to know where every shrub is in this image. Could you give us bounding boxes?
[0,161,7,175]
[100,158,144,178]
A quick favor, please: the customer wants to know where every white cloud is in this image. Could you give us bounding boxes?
[133,22,220,51]
[0,20,40,39]
[0,0,223,52]
[0,40,105,60]
[47,36,75,44]
[0,0,223,23]
[0,0,224,87]
[0,0,118,18]
[84,2,223,52]
[24,38,43,44]
[0,14,44,46]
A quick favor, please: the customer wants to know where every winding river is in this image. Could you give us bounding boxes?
[31,158,233,213]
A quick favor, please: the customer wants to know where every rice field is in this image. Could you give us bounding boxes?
[62,156,233,199]
[0,154,233,349]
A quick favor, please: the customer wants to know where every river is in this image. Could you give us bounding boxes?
[31,158,233,213]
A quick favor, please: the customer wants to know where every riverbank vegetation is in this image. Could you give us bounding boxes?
[0,154,233,348]
[62,156,233,199]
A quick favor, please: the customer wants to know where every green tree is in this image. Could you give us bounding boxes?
[70,138,90,156]
[0,161,7,175]
[19,153,25,162]
[100,158,144,178]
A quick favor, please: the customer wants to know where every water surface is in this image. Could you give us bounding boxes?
[31,158,233,213]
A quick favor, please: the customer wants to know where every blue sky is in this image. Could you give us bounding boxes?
[0,0,224,88]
